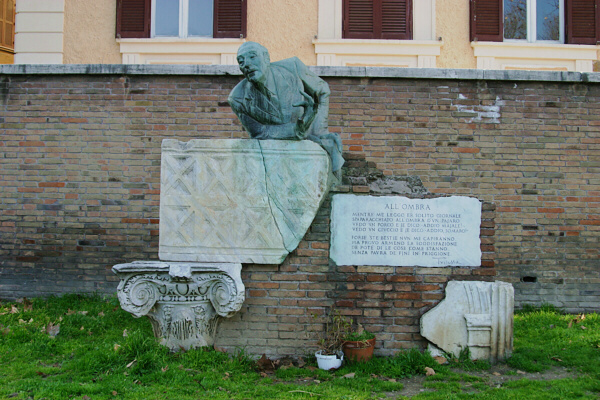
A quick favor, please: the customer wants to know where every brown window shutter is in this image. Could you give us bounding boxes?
[214,0,247,38]
[470,0,503,42]
[116,0,150,38]
[344,0,376,39]
[344,0,412,39]
[566,0,600,44]
[381,0,412,39]
[1,0,15,49]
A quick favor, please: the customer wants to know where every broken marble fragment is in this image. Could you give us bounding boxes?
[420,280,514,363]
[159,139,333,264]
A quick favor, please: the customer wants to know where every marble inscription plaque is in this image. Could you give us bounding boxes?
[330,195,482,267]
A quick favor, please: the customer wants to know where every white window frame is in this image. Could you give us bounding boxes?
[504,0,565,44]
[151,0,213,38]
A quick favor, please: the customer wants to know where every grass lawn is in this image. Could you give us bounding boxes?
[1,295,599,399]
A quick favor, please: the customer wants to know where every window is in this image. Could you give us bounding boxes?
[314,0,439,67]
[504,0,564,42]
[342,0,412,40]
[116,0,246,39]
[470,0,600,44]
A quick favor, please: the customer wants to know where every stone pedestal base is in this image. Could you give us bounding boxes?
[112,261,244,351]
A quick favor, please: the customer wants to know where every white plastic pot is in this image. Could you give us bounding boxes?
[315,350,343,370]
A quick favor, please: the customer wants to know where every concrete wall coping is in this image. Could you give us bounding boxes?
[1,64,599,83]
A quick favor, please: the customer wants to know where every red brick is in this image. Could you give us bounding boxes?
[19,141,45,147]
[392,293,420,300]
[414,284,441,292]
[17,188,43,193]
[121,218,149,224]
[537,208,564,213]
[388,275,418,283]
[452,147,479,153]
[249,290,267,297]
[251,282,279,289]
[38,182,66,188]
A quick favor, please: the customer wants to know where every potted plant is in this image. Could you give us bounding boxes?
[342,323,376,363]
[315,309,351,370]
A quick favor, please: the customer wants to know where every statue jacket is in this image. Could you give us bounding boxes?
[228,57,330,140]
[228,57,344,172]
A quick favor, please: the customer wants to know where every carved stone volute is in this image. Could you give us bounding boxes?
[113,261,244,351]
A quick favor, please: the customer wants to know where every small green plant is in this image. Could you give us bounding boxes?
[316,307,351,355]
[443,347,491,371]
[344,329,375,342]
[343,322,376,352]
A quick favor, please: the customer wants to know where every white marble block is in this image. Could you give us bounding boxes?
[112,261,245,351]
[159,139,332,264]
[420,280,514,363]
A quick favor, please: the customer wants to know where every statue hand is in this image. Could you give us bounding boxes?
[293,90,317,139]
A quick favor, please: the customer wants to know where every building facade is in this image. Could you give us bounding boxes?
[12,0,600,71]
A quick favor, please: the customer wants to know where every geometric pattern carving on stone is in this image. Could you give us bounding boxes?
[112,261,245,351]
[159,139,332,264]
[262,144,330,251]
[420,280,514,363]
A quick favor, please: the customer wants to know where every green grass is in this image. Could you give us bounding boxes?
[508,308,600,375]
[0,296,599,399]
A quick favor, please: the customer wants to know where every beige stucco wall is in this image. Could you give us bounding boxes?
[56,0,598,70]
[436,0,475,69]
[63,0,121,64]
[63,0,318,65]
[247,0,318,65]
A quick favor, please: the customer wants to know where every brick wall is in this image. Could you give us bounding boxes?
[1,66,598,356]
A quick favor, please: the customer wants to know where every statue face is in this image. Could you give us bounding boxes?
[237,48,269,85]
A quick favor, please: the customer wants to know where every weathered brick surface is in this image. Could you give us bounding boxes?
[0,71,598,356]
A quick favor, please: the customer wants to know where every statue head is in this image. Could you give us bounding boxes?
[236,42,270,85]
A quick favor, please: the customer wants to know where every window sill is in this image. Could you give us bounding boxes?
[116,38,246,65]
[471,41,599,72]
[313,39,442,68]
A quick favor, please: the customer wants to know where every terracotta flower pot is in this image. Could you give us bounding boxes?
[342,338,375,362]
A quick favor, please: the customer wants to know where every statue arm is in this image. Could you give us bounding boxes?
[292,58,330,136]
[231,99,297,139]
[228,93,266,138]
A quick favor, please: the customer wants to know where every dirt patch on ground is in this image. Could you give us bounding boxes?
[390,365,582,398]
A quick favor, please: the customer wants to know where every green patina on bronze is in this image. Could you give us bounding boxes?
[228,42,344,172]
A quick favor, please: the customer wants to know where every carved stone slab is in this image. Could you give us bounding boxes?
[112,261,244,351]
[159,139,332,264]
[420,280,514,363]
